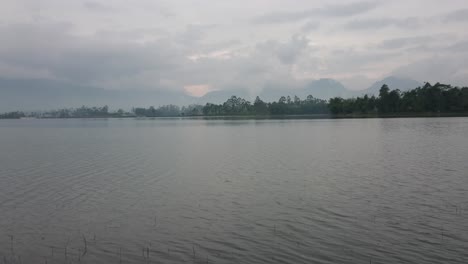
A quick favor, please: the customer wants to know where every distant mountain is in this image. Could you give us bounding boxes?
[260,79,351,100]
[199,78,350,104]
[0,78,196,112]
[197,89,252,104]
[301,79,351,99]
[356,76,421,96]
[0,76,424,112]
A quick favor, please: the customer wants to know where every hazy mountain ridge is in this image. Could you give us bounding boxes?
[0,76,423,111]
[197,78,351,104]
[197,76,421,104]
[0,78,197,112]
[357,76,422,96]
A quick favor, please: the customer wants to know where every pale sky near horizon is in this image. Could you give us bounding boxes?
[1,0,468,96]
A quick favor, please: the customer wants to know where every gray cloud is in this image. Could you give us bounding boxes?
[379,36,433,49]
[443,8,468,23]
[182,35,318,91]
[83,1,112,12]
[0,21,317,93]
[301,21,320,32]
[324,48,400,75]
[0,22,185,89]
[392,55,468,86]
[448,41,468,53]
[253,1,379,24]
[322,1,380,16]
[344,17,420,30]
[1,0,468,98]
[177,24,217,44]
[274,35,311,64]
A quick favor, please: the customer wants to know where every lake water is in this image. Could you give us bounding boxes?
[1,118,467,263]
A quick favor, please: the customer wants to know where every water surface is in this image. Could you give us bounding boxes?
[1,118,467,263]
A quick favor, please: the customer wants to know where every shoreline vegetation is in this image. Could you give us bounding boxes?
[1,82,468,120]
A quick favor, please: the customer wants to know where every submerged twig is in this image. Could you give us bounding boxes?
[82,235,87,257]
[65,237,70,259]
[8,235,14,256]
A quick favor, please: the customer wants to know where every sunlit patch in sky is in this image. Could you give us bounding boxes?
[188,50,233,62]
[184,84,213,97]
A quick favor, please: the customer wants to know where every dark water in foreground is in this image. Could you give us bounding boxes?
[0,118,467,263]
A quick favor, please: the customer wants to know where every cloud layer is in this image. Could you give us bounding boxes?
[1,0,468,95]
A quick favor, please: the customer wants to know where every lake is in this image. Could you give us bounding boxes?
[1,118,467,263]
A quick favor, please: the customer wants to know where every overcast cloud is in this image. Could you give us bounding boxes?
[1,0,468,94]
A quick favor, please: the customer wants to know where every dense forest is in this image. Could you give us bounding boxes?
[1,82,467,119]
[329,82,468,115]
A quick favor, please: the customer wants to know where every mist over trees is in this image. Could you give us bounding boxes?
[132,105,204,117]
[9,106,129,118]
[0,111,25,119]
[1,82,467,119]
[199,95,329,116]
[115,83,468,117]
[192,82,467,116]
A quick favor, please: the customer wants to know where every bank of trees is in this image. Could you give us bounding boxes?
[133,104,181,117]
[132,104,204,117]
[2,82,467,119]
[0,111,25,119]
[200,95,329,116]
[39,106,116,118]
[328,83,468,114]
[201,83,468,116]
[1,106,133,119]
[131,95,328,117]
[198,83,468,116]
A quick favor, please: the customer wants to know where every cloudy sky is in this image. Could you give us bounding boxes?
[1,0,468,96]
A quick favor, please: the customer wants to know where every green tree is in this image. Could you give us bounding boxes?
[378,84,390,113]
[254,96,269,115]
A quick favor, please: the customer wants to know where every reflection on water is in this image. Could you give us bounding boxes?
[1,118,468,263]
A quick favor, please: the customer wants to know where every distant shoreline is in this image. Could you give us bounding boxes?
[2,112,468,120]
[180,112,468,119]
[2,82,468,119]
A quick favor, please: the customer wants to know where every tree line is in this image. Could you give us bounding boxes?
[0,111,26,119]
[0,106,131,119]
[132,104,203,117]
[1,82,467,119]
[329,82,468,115]
[131,95,329,116]
[201,95,328,116]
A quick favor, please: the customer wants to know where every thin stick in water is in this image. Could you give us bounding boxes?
[82,235,87,257]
